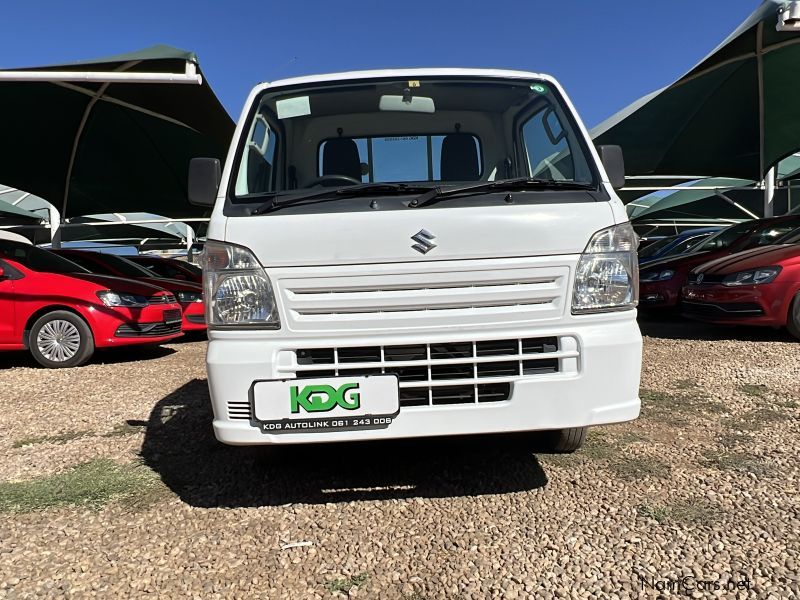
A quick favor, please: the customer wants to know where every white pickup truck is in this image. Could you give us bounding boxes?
[189,69,642,452]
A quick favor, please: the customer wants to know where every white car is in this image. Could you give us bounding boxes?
[189,69,642,452]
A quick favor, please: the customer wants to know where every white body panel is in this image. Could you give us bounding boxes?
[204,69,642,445]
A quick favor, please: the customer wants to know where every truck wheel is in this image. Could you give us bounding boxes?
[540,427,588,453]
[788,293,800,340]
[28,311,94,368]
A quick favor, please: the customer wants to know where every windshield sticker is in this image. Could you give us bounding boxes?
[530,84,548,94]
[276,96,311,119]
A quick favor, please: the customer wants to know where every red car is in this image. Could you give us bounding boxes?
[682,233,800,338]
[52,249,206,332]
[638,216,800,310]
[127,255,202,283]
[0,241,183,368]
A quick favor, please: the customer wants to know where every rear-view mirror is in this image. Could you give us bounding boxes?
[188,158,222,207]
[596,145,626,190]
[379,95,435,113]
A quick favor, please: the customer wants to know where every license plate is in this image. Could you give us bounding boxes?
[252,375,399,434]
[163,309,182,324]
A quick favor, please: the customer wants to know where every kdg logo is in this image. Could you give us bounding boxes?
[290,383,361,413]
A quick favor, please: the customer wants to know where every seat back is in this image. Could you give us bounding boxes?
[322,138,362,180]
[440,134,479,181]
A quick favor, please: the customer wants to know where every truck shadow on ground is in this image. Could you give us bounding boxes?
[140,379,549,508]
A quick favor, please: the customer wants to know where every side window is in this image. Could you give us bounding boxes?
[0,259,23,280]
[235,114,278,195]
[522,107,574,180]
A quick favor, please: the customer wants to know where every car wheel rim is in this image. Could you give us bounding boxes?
[36,319,81,362]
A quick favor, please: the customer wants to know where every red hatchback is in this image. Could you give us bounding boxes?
[0,241,183,368]
[682,234,800,338]
[638,216,800,310]
[52,249,206,332]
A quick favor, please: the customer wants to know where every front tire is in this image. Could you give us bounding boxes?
[787,293,800,340]
[28,311,94,368]
[540,427,588,453]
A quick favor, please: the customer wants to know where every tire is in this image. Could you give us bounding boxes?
[28,310,94,368]
[540,427,588,454]
[788,293,800,340]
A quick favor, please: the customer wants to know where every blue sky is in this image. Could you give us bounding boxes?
[0,0,758,127]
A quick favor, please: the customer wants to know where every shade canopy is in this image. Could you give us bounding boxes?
[0,45,234,219]
[63,212,193,244]
[0,198,43,224]
[592,1,800,181]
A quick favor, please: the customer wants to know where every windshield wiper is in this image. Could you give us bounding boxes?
[409,178,597,208]
[251,183,434,215]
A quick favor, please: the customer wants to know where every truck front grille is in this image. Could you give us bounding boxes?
[274,258,570,332]
[228,335,578,420]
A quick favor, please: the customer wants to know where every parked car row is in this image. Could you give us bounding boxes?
[0,240,205,368]
[637,215,800,339]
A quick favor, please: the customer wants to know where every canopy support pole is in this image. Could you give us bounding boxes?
[48,205,62,249]
[764,167,776,217]
[714,190,760,219]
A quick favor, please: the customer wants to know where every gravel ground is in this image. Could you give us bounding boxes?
[0,321,798,599]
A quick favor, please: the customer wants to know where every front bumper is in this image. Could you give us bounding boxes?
[205,316,642,445]
[180,301,207,331]
[639,280,681,308]
[91,302,184,347]
[682,283,785,326]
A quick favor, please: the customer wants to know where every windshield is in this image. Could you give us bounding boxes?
[231,77,597,205]
[692,222,755,252]
[777,226,800,244]
[638,237,673,259]
[0,242,90,274]
[67,252,156,278]
[662,234,712,257]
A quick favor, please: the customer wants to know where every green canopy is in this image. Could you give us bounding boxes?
[592,1,800,181]
[0,45,234,219]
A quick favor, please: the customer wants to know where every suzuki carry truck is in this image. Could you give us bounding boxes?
[189,69,642,452]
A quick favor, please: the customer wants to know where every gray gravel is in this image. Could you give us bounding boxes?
[0,320,798,599]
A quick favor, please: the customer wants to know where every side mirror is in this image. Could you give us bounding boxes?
[188,158,222,207]
[596,145,626,190]
[0,266,5,279]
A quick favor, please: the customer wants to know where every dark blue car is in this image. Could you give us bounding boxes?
[638,227,722,267]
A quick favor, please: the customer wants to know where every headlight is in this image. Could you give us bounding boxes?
[572,222,638,314]
[97,291,148,308]
[200,241,279,328]
[176,291,203,303]
[722,267,781,286]
[640,269,675,282]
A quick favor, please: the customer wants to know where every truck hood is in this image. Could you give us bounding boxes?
[693,244,800,275]
[222,201,617,267]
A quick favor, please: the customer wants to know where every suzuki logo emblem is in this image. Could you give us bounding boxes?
[411,229,437,254]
